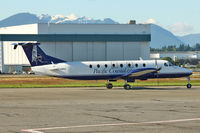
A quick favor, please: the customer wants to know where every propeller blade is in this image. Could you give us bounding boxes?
[155,59,158,69]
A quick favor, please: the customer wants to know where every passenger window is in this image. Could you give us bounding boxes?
[135,64,138,67]
[120,64,123,68]
[89,64,92,68]
[143,64,146,67]
[112,64,115,68]
[128,63,131,67]
[97,64,100,68]
[105,64,108,68]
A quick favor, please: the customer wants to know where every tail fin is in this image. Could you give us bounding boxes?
[13,43,65,66]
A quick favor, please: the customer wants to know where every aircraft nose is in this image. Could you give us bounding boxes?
[183,68,192,76]
[187,69,193,76]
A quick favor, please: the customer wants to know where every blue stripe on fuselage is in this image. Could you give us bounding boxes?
[59,74,122,80]
[57,72,191,80]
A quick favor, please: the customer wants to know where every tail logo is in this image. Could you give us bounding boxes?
[12,42,65,66]
[31,45,45,65]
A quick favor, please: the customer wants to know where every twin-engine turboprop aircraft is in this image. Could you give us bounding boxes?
[13,43,192,89]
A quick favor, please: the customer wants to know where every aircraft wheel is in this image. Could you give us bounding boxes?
[106,83,113,89]
[187,83,192,89]
[124,84,131,90]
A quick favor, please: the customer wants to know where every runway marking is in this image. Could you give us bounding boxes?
[22,117,200,133]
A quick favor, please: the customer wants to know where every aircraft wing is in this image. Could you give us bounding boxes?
[48,65,66,71]
[122,68,158,78]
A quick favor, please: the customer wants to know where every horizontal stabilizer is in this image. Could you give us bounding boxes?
[12,42,40,49]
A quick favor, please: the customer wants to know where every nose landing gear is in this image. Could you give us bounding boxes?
[186,77,192,89]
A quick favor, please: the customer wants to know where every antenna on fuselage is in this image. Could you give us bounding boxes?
[139,57,143,60]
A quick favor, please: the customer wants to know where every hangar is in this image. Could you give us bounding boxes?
[0,23,151,73]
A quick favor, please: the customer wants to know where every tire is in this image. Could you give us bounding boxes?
[106,83,113,89]
[187,84,192,89]
[124,84,131,90]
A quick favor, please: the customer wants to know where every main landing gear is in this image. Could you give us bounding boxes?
[124,81,132,90]
[186,76,192,89]
[124,84,131,90]
[106,81,113,89]
[106,80,132,90]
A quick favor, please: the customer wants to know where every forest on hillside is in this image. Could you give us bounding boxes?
[151,43,200,52]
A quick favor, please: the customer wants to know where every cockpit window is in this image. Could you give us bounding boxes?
[169,62,173,66]
[164,63,168,67]
[164,62,174,67]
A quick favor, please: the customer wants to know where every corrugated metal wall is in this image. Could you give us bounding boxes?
[0,41,2,72]
[0,24,150,73]
[3,41,29,65]
[2,41,149,67]
[39,41,149,62]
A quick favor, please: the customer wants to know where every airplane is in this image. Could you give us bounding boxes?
[12,42,193,89]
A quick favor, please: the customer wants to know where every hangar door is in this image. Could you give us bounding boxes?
[73,42,106,61]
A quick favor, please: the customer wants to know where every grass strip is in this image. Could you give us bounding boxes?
[0,80,199,88]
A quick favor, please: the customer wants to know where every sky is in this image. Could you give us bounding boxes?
[0,0,200,36]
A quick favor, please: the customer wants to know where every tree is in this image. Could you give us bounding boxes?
[185,44,191,51]
[150,43,200,52]
[162,57,175,64]
[177,44,185,51]
[195,43,200,51]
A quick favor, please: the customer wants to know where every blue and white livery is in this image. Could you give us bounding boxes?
[13,43,193,89]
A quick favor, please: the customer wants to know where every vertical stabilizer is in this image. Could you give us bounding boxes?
[13,43,65,66]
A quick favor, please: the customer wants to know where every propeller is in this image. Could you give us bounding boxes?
[155,59,162,73]
[155,59,158,69]
[154,59,161,85]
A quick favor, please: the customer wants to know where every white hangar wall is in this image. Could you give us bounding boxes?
[38,23,150,34]
[39,41,150,62]
[0,24,38,66]
[38,23,150,62]
[0,23,151,73]
[0,24,38,72]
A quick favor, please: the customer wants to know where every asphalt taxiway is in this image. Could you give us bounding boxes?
[0,86,200,133]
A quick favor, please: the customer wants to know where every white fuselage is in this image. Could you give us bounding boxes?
[31,60,192,80]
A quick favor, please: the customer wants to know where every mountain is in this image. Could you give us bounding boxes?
[0,13,39,27]
[150,24,184,48]
[0,12,196,48]
[178,34,200,46]
[0,13,118,27]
